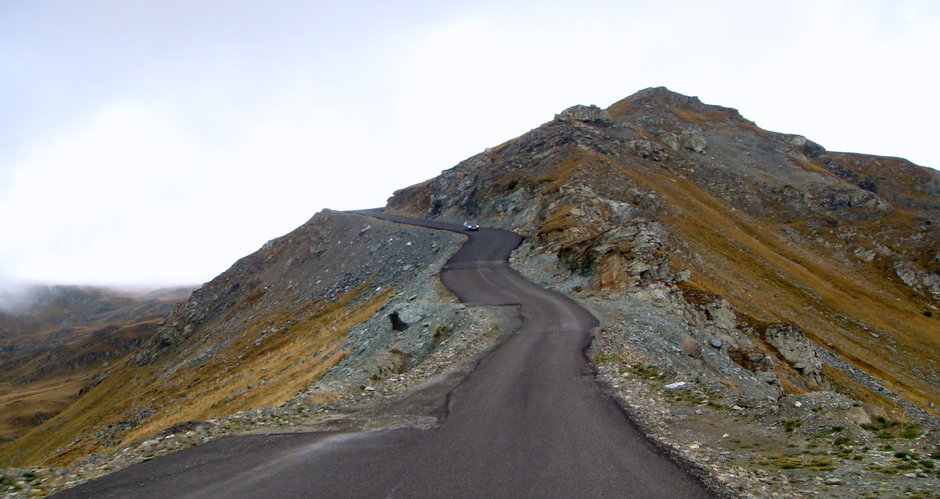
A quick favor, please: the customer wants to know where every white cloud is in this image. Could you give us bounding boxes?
[1,0,938,285]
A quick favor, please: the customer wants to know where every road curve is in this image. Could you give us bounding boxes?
[56,211,710,498]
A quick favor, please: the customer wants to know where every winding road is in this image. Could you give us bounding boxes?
[56,211,710,498]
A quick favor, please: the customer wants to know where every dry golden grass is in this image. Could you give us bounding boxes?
[641,171,938,415]
[540,147,609,193]
[0,284,394,467]
[668,106,730,124]
[534,148,940,415]
[792,156,836,177]
[0,373,93,440]
[822,363,902,417]
[540,204,579,234]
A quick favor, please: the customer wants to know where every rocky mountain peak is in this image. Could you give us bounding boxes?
[388,86,940,421]
[3,87,938,499]
[605,86,747,125]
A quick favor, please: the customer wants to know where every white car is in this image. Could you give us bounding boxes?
[463,220,479,231]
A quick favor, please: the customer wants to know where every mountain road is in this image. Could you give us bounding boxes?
[56,210,711,498]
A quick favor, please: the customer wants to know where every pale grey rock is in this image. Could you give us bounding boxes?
[556,104,610,123]
[661,132,681,151]
[627,140,669,161]
[854,247,876,262]
[756,371,778,384]
[680,129,707,153]
[764,323,822,382]
[895,260,940,301]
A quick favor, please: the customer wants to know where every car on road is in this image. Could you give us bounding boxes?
[463,220,479,231]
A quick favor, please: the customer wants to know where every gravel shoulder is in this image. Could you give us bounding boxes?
[510,241,940,498]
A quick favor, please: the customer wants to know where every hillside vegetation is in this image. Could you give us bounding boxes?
[0,211,464,467]
[4,88,939,497]
[389,87,940,416]
[0,286,192,442]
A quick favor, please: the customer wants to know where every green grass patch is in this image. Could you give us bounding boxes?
[782,419,802,433]
[629,363,669,380]
[592,351,616,364]
[861,417,921,439]
[0,474,20,492]
[758,454,835,471]
[901,424,923,439]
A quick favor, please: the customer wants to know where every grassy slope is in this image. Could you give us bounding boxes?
[538,147,939,415]
[0,284,392,467]
[0,292,190,442]
[0,373,93,439]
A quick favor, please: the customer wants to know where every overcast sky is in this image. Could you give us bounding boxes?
[1,0,938,287]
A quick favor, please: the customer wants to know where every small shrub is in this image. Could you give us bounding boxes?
[0,474,20,492]
[863,417,910,439]
[931,452,940,459]
[923,310,933,317]
[506,180,519,191]
[592,351,614,364]
[901,424,922,439]
[629,364,666,380]
[782,419,802,433]
[833,436,852,446]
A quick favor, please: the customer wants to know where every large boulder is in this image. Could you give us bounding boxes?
[556,104,610,123]
[764,323,822,383]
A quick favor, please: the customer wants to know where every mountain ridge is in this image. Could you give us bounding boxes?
[2,87,938,497]
[388,84,938,414]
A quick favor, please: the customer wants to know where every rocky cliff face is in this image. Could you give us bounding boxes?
[388,86,940,417]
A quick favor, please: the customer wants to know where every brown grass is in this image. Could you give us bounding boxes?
[668,106,730,124]
[591,155,940,414]
[793,155,836,178]
[822,363,901,417]
[0,284,394,467]
[539,147,609,193]
[0,373,93,440]
[540,204,579,234]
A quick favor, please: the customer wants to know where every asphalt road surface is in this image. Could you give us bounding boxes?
[57,211,710,498]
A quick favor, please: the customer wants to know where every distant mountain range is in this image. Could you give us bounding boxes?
[0,285,193,442]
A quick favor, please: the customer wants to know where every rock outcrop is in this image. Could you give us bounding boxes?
[5,87,939,499]
[388,86,940,418]
[763,323,823,383]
